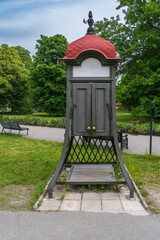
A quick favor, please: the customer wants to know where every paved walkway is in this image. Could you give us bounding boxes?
[38,185,148,216]
[1,125,159,155]
[123,134,160,155]
[7,125,160,155]
[0,211,160,240]
[24,125,65,142]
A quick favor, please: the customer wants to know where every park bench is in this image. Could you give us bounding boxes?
[1,122,29,135]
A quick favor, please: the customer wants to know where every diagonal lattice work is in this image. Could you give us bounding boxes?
[65,136,118,164]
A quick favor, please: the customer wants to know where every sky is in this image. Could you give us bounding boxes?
[0,0,123,56]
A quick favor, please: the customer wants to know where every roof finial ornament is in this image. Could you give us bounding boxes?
[83,11,95,35]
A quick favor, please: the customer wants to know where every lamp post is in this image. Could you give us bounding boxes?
[149,104,157,155]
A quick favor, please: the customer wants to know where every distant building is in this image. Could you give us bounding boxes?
[116,101,121,109]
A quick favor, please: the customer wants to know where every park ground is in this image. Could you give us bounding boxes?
[0,110,160,213]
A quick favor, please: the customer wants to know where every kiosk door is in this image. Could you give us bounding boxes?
[72,82,111,136]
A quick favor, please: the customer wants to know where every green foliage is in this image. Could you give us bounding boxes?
[95,0,160,115]
[13,46,33,112]
[0,115,66,128]
[30,34,68,116]
[0,44,31,114]
[117,121,160,134]
[120,60,160,115]
[13,46,32,70]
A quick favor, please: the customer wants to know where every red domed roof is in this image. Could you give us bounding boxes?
[63,34,121,60]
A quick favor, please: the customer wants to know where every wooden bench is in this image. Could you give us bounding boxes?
[1,122,29,135]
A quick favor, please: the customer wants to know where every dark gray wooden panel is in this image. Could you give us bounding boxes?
[73,83,90,136]
[96,87,105,130]
[92,83,110,136]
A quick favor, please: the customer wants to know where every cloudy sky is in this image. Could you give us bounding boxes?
[0,0,123,56]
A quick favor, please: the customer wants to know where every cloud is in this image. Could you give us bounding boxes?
[0,0,123,56]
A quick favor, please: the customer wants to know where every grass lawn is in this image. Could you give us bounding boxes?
[116,110,160,123]
[2,110,160,122]
[116,110,143,122]
[0,133,62,210]
[123,152,160,213]
[0,133,160,212]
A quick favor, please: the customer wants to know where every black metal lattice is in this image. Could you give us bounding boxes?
[65,136,118,164]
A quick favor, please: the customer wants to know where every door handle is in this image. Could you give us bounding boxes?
[87,126,96,131]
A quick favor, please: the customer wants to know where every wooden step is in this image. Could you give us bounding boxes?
[67,164,117,184]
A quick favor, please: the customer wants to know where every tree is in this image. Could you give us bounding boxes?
[13,46,32,70]
[95,0,160,115]
[0,44,31,113]
[30,34,68,116]
[13,46,33,111]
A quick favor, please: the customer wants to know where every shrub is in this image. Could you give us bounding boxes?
[0,115,66,128]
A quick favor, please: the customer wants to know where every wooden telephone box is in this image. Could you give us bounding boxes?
[48,12,134,198]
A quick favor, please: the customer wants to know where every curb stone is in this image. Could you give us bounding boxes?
[124,164,149,212]
[33,176,52,211]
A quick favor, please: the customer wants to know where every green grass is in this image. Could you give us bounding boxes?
[122,152,160,213]
[116,110,142,122]
[116,110,160,123]
[0,133,62,210]
[122,152,160,187]
[0,133,160,212]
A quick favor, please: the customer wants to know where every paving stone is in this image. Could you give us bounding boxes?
[119,187,139,201]
[102,200,123,212]
[81,200,102,212]
[38,198,60,211]
[52,186,64,199]
[119,193,139,202]
[119,187,130,199]
[101,191,120,200]
[83,192,101,200]
[64,192,82,200]
[60,200,81,211]
[121,199,145,211]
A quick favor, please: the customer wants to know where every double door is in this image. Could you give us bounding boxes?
[72,82,111,136]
